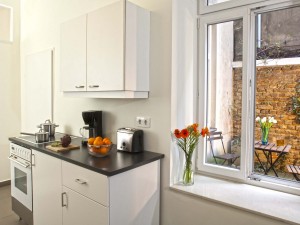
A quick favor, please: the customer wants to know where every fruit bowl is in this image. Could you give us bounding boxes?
[87,144,112,157]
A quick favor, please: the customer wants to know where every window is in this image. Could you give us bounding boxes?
[197,0,300,192]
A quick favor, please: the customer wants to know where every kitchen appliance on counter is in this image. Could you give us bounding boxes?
[9,143,33,225]
[117,128,144,152]
[81,110,102,145]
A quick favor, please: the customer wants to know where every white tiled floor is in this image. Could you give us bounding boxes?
[0,185,27,225]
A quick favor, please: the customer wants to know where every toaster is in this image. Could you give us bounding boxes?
[117,128,144,152]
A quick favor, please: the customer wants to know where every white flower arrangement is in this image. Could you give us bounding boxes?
[256,116,277,128]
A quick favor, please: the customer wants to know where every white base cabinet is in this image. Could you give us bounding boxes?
[32,150,62,225]
[32,153,160,225]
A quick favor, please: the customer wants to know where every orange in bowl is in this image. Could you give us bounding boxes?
[103,137,112,145]
[93,136,103,146]
[88,137,95,145]
[88,143,112,157]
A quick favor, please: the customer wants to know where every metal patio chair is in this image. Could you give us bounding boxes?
[207,130,240,166]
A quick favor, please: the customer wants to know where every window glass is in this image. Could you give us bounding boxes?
[253,6,300,181]
[206,19,243,169]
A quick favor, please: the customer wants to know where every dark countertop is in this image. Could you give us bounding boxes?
[9,133,164,176]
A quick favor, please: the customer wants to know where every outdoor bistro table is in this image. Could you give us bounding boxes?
[254,141,291,177]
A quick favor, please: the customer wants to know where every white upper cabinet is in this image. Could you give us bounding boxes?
[60,0,150,98]
[87,1,124,91]
[61,15,87,92]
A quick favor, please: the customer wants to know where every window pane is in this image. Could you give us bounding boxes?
[253,7,300,181]
[206,19,243,169]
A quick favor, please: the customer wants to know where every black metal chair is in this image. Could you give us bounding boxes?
[207,130,240,165]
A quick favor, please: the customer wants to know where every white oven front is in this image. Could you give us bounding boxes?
[9,154,32,211]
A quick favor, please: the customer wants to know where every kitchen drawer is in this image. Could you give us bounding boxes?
[62,161,109,206]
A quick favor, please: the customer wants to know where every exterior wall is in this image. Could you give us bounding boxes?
[233,65,300,168]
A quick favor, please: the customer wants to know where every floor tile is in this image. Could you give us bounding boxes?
[0,196,13,219]
[0,185,11,200]
[0,214,27,225]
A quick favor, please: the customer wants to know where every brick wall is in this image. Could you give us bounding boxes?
[233,65,300,168]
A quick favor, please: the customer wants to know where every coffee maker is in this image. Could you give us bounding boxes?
[81,111,102,145]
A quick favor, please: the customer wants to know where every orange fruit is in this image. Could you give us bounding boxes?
[99,146,109,154]
[93,136,103,146]
[88,137,95,145]
[103,137,112,145]
[92,146,101,153]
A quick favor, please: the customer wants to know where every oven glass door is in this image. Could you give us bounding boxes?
[10,159,32,211]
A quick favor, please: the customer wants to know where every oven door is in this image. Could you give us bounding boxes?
[9,155,32,211]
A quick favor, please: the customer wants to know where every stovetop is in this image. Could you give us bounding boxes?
[16,132,77,145]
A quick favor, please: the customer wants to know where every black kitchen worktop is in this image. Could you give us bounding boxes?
[9,133,164,176]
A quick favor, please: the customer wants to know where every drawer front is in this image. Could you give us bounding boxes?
[62,161,109,206]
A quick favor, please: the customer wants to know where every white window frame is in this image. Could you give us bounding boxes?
[197,0,300,194]
[197,7,250,181]
[199,0,291,15]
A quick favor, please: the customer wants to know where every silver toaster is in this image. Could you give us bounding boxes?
[117,128,144,152]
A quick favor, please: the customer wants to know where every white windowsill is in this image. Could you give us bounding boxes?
[171,175,300,225]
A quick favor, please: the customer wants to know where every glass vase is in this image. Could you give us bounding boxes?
[182,157,194,185]
[261,127,269,145]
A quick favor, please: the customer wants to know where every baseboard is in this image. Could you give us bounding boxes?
[0,180,11,187]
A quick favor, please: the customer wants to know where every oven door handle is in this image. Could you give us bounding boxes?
[8,155,31,168]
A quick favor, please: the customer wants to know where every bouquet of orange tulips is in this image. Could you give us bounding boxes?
[172,123,209,185]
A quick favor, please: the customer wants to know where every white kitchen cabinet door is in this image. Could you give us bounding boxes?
[109,161,160,225]
[62,186,109,225]
[61,14,87,92]
[87,0,124,91]
[32,150,62,225]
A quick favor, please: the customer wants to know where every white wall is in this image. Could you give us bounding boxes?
[20,0,289,224]
[0,0,20,182]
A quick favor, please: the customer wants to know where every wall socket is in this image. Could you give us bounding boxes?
[136,116,151,128]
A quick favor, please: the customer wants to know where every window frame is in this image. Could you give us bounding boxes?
[196,6,250,181]
[199,0,291,15]
[196,0,300,194]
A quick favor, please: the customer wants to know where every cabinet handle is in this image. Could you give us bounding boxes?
[31,153,35,166]
[75,85,85,88]
[88,85,99,88]
[75,178,87,185]
[62,192,67,207]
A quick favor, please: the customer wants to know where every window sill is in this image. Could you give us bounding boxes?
[170,175,300,225]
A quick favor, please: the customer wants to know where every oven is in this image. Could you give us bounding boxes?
[9,142,33,225]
